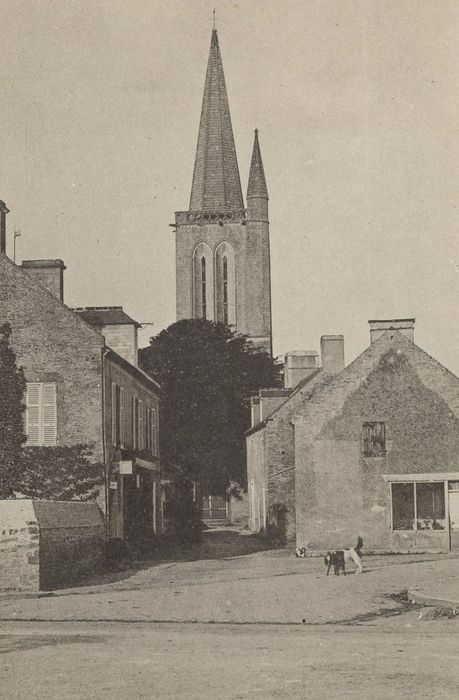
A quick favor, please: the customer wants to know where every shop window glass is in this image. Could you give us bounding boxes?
[416,482,445,530]
[392,483,414,530]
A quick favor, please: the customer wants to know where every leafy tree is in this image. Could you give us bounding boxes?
[139,319,281,494]
[17,444,105,501]
[0,323,26,497]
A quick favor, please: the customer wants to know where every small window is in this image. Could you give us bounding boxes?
[363,422,386,457]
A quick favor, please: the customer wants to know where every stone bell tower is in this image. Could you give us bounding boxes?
[174,28,272,356]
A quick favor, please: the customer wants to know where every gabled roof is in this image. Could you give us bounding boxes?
[189,29,244,213]
[246,368,323,436]
[290,330,459,438]
[0,253,104,344]
[73,306,141,329]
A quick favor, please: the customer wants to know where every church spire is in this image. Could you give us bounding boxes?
[247,129,268,221]
[189,28,244,213]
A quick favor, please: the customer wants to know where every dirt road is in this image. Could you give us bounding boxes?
[1,616,458,699]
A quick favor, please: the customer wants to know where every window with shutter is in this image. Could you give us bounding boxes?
[120,387,125,448]
[152,407,157,456]
[42,383,57,446]
[26,382,57,446]
[138,399,144,451]
[26,383,41,446]
[132,397,138,449]
[146,406,151,451]
[111,383,117,446]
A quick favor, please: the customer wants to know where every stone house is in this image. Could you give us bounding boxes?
[0,252,161,546]
[246,320,459,553]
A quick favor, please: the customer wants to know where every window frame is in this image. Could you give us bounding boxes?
[390,480,446,532]
[362,421,386,458]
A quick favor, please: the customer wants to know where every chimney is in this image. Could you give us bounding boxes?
[250,396,261,426]
[284,350,319,389]
[368,319,415,344]
[21,259,66,302]
[0,200,9,254]
[320,335,345,376]
[73,307,140,367]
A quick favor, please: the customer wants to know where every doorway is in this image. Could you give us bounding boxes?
[448,482,459,551]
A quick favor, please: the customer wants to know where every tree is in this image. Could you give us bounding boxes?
[17,444,105,501]
[0,323,26,497]
[139,319,281,494]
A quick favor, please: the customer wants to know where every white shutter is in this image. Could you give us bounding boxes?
[26,383,41,446]
[120,387,125,447]
[138,400,144,451]
[111,383,117,446]
[42,383,57,446]
[26,382,56,446]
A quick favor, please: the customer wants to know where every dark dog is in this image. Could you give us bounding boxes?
[324,537,363,576]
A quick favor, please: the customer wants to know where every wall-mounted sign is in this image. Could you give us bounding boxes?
[118,460,133,475]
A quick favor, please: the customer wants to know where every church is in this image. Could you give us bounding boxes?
[173,28,273,357]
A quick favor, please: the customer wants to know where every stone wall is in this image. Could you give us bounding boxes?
[294,340,459,552]
[0,500,40,591]
[0,500,105,591]
[175,219,271,351]
[0,255,105,459]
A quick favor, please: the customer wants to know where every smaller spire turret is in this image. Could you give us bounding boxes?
[247,129,268,221]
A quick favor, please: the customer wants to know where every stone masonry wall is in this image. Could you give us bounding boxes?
[0,500,40,591]
[0,255,105,459]
[175,219,271,350]
[0,500,105,592]
[294,337,459,552]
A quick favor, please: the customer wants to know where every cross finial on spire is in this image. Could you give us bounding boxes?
[213,8,216,30]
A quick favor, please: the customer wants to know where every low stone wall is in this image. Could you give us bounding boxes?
[0,501,40,591]
[0,500,105,592]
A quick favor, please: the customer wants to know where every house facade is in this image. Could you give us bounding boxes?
[247,320,459,553]
[0,253,161,546]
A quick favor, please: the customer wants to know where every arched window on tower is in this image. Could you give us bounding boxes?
[193,242,214,320]
[215,242,236,326]
[222,256,228,325]
[201,256,207,319]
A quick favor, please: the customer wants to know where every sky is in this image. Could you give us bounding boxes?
[1,0,458,374]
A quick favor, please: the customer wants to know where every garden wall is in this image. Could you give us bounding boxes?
[0,500,105,591]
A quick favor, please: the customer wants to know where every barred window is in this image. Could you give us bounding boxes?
[363,422,386,457]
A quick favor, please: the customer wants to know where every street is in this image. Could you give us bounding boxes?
[1,617,459,699]
[1,531,459,698]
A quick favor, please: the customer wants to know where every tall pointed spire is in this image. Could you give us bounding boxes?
[189,29,244,213]
[247,129,268,220]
